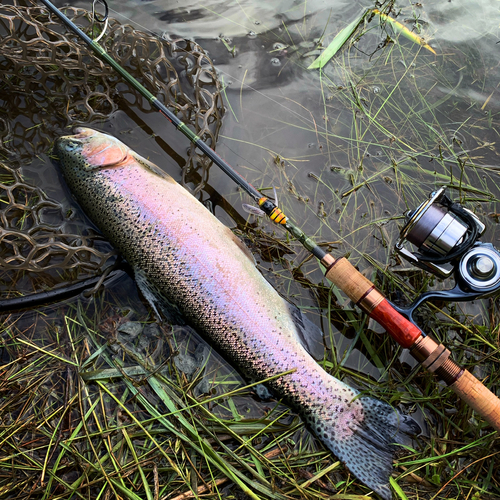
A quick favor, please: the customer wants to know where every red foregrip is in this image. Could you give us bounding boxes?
[323,257,422,348]
[368,298,422,348]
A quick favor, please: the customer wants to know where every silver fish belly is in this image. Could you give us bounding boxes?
[54,127,419,499]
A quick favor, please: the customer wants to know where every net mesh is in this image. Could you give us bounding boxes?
[0,0,225,296]
[0,162,117,297]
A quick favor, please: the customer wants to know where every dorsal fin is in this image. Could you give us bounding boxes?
[230,231,256,264]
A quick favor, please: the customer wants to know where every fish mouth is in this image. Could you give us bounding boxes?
[54,127,95,151]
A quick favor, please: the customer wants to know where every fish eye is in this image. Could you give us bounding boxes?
[64,140,81,152]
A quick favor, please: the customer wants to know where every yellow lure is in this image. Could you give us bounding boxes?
[258,197,287,224]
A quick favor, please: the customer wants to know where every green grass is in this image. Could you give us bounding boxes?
[2,0,500,498]
[0,294,338,499]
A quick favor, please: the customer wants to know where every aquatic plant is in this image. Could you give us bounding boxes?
[1,0,500,498]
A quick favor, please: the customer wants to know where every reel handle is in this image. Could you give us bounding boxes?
[322,254,500,432]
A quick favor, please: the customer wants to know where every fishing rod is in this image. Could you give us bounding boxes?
[38,0,500,431]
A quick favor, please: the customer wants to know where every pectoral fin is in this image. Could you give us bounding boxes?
[135,268,186,325]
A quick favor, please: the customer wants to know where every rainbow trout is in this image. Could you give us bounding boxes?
[54,128,419,499]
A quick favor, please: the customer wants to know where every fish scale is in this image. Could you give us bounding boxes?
[54,127,420,499]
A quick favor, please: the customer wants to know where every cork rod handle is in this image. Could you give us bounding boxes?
[451,370,500,432]
[323,254,500,432]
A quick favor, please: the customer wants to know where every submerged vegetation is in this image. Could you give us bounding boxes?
[1,0,500,499]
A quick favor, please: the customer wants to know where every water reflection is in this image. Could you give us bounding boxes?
[428,0,499,43]
[2,2,500,495]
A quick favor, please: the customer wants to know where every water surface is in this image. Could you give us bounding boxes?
[2,0,500,496]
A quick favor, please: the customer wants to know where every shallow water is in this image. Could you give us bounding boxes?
[2,0,500,496]
[1,0,499,397]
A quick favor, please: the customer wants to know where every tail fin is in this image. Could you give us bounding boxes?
[313,396,420,500]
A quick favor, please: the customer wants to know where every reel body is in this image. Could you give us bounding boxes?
[395,187,500,318]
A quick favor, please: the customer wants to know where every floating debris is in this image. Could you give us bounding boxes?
[372,9,436,54]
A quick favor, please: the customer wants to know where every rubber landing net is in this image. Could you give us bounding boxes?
[0,0,225,297]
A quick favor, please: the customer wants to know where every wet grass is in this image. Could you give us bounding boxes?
[0,291,339,500]
[2,0,500,499]
[2,267,499,500]
[213,3,500,497]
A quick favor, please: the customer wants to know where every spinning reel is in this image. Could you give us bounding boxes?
[395,187,500,318]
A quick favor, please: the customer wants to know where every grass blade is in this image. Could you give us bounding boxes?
[373,9,436,54]
[390,477,409,500]
[122,428,154,500]
[308,9,369,69]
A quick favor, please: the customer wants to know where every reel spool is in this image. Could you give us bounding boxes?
[396,187,500,296]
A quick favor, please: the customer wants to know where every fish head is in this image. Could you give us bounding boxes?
[54,127,130,175]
